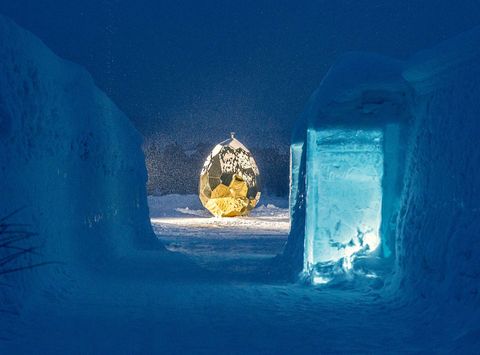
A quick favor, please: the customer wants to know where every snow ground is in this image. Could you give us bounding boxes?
[149,194,289,274]
[2,195,471,354]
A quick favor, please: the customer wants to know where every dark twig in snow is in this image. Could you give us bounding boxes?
[0,208,52,277]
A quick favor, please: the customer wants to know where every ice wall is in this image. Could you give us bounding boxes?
[304,128,383,283]
[286,25,480,330]
[283,53,411,280]
[0,15,159,316]
[280,118,307,275]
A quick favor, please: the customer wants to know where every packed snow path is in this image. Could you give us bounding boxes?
[4,259,463,354]
[149,195,289,274]
[2,194,472,353]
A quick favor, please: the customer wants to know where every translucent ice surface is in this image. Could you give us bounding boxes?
[304,128,383,281]
[289,142,304,213]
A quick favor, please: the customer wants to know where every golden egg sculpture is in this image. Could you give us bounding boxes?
[199,133,261,217]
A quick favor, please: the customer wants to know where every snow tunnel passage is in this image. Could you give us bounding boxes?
[304,127,397,284]
[149,195,290,275]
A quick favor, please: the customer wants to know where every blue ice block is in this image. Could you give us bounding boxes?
[304,128,383,281]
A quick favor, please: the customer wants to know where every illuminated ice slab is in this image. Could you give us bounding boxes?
[289,142,304,212]
[304,128,383,280]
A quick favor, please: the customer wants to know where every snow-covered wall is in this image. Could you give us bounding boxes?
[282,53,412,279]
[0,15,158,314]
[394,27,480,306]
[286,25,480,311]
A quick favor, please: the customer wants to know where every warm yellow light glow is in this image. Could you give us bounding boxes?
[199,133,261,217]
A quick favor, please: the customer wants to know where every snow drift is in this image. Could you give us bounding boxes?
[0,14,160,320]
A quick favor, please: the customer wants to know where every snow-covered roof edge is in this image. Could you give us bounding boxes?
[404,26,480,90]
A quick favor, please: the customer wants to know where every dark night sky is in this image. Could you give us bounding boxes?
[2,0,480,149]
